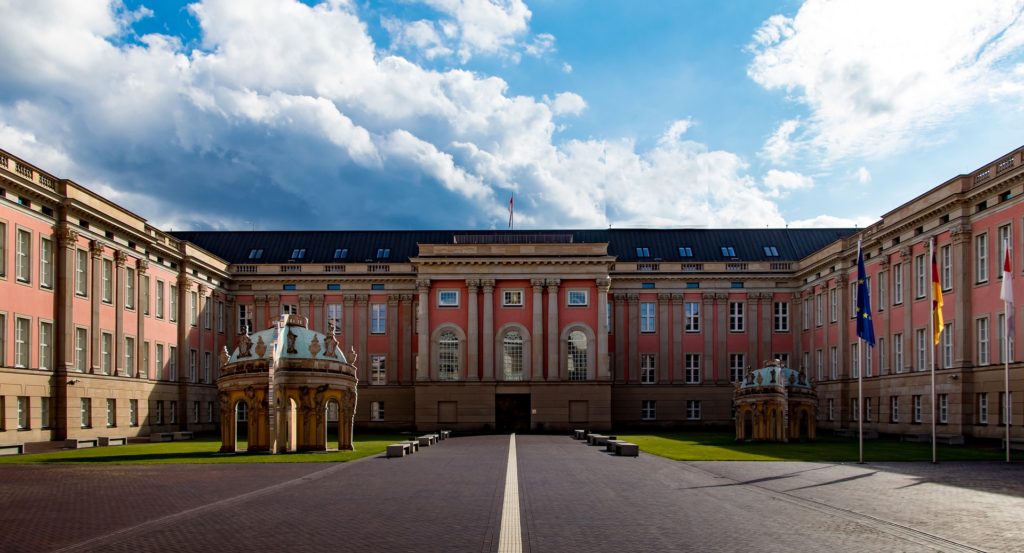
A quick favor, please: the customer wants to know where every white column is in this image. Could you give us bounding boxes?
[546,279,560,381]
[531,279,545,381]
[417,279,430,381]
[482,279,495,381]
[596,277,611,380]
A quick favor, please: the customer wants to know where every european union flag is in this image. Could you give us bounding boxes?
[856,242,875,347]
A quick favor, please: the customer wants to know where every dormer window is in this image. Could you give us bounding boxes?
[334,248,348,259]
[721,246,736,257]
[290,249,306,259]
[376,248,391,260]
[763,246,779,257]
[636,247,651,258]
[248,249,264,260]
[678,247,693,257]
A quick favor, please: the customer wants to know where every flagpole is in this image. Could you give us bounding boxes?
[929,238,937,464]
[1004,238,1012,463]
[857,240,864,464]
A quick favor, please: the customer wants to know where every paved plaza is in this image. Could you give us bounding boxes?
[2,435,1023,552]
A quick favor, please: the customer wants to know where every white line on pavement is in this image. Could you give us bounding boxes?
[497,433,522,553]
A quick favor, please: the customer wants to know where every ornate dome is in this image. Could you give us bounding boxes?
[739,361,811,390]
[224,314,348,365]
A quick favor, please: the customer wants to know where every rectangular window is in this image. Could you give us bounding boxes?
[940,244,952,291]
[40,397,50,429]
[721,246,736,257]
[101,258,112,303]
[685,353,701,384]
[893,263,903,304]
[371,354,386,385]
[169,285,177,322]
[81,398,92,428]
[684,302,700,332]
[207,401,214,423]
[38,321,52,370]
[125,267,135,309]
[326,303,342,333]
[865,342,873,377]
[829,288,838,322]
[17,396,29,429]
[729,301,744,332]
[977,317,990,366]
[438,290,459,307]
[640,302,656,333]
[999,225,1011,272]
[101,332,112,374]
[978,393,989,424]
[40,236,53,289]
[915,254,926,299]
[156,280,164,319]
[169,346,177,380]
[865,397,873,422]
[851,397,859,422]
[124,336,135,377]
[370,401,385,421]
[976,233,988,283]
[16,228,30,283]
[829,346,838,380]
[15,316,30,368]
[913,395,922,423]
[686,400,701,420]
[75,249,88,296]
[204,352,211,384]
[502,290,523,307]
[282,303,297,315]
[878,271,887,309]
[851,342,859,378]
[238,304,253,334]
[827,398,834,421]
[815,349,823,381]
[0,221,5,277]
[334,248,348,259]
[607,302,613,334]
[567,290,588,306]
[370,303,386,334]
[815,293,823,325]
[802,298,811,330]
[129,399,138,426]
[156,344,164,380]
[141,275,149,315]
[170,401,177,424]
[192,401,200,424]
[1001,392,1013,425]
[915,328,927,371]
[729,353,745,383]
[893,333,904,374]
[203,297,212,330]
[802,352,809,374]
[142,341,149,378]
[641,400,656,421]
[106,398,116,427]
[941,323,953,369]
[189,291,198,325]
[155,401,163,425]
[938,394,948,424]
[75,327,87,372]
[189,349,198,383]
[890,396,899,422]
[216,301,224,332]
[773,301,789,332]
[640,353,656,384]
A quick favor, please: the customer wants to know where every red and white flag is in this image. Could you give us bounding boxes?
[1001,241,1014,336]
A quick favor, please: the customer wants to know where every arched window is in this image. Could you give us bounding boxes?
[439,330,460,381]
[567,330,588,381]
[503,330,524,381]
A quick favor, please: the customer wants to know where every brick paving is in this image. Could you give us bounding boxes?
[2,435,1023,552]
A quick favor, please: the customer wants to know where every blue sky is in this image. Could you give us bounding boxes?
[2,0,1024,231]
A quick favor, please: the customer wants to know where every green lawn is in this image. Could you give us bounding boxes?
[0,434,406,465]
[613,432,1009,462]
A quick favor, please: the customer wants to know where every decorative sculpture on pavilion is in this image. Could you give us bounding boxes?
[734,359,817,442]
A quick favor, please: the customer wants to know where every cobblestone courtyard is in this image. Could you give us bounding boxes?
[2,435,1022,552]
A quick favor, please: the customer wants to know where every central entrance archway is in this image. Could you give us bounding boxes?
[495,394,530,433]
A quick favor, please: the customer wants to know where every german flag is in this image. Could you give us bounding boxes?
[932,246,944,345]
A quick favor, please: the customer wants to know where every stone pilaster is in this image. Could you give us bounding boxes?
[900,246,913,373]
[254,295,267,331]
[400,294,413,384]
[137,259,148,379]
[198,285,209,382]
[627,293,639,383]
[671,294,683,384]
[531,279,545,381]
[658,293,671,383]
[950,224,972,368]
[53,222,78,440]
[596,277,611,380]
[482,279,495,381]
[466,279,479,381]
[713,293,728,384]
[298,294,312,323]
[356,294,368,383]
[416,279,430,381]
[114,251,126,376]
[546,279,560,381]
[614,293,627,382]
[312,295,324,336]
[388,294,399,384]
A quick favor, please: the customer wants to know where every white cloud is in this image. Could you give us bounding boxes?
[761,118,800,163]
[762,169,813,198]
[382,18,453,60]
[855,166,871,184]
[561,62,573,74]
[421,0,534,62]
[749,0,1024,163]
[659,118,695,145]
[546,92,586,116]
[789,214,877,228]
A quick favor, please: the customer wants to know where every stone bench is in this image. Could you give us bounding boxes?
[0,443,25,456]
[402,440,420,453]
[386,443,411,458]
[64,438,98,449]
[172,431,194,441]
[573,429,586,440]
[606,439,626,453]
[98,437,127,446]
[614,442,640,457]
[586,433,604,445]
[417,435,437,447]
[149,433,175,442]
[439,430,451,440]
[590,435,616,446]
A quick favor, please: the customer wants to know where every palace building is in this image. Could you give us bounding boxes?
[0,144,1022,443]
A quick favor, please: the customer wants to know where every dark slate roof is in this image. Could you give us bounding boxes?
[170,228,857,265]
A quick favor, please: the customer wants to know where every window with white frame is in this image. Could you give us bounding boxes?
[106,398,116,427]
[371,401,384,421]
[685,353,701,384]
[439,331,460,381]
[0,222,5,277]
[865,344,873,377]
[827,398,834,421]
[774,353,789,367]
[192,401,200,423]
[893,264,903,304]
[850,280,857,315]
[998,313,1015,364]
[207,401,214,423]
[1001,392,1013,424]
[915,328,927,371]
[729,301,744,332]
[238,304,253,334]
[815,293,823,325]
[155,344,164,380]
[503,290,523,307]
[281,303,297,315]
[169,284,177,322]
[216,300,224,332]
[802,352,809,373]
[567,330,588,381]
[815,349,823,381]
[81,398,92,428]
[976,233,988,283]
[686,400,701,420]
[125,267,135,309]
[75,249,88,296]
[939,394,948,423]
[641,400,656,421]
[640,302,656,333]
[877,271,887,309]
[16,228,30,283]
[878,337,886,373]
[142,341,149,379]
[802,298,811,330]
[154,401,164,424]
[851,397,859,421]
[170,400,177,424]
[729,353,745,383]
[203,297,211,329]
[503,331,524,381]
[977,317,990,366]
[140,275,149,314]
[156,280,164,319]
[684,302,700,332]
[913,395,922,423]
[17,396,28,429]
[14,317,29,368]
[606,302,613,334]
[851,342,859,378]
[940,244,952,291]
[371,354,386,385]
[978,393,988,424]
[124,336,135,377]
[640,353,656,384]
[999,225,1011,271]
[102,332,112,374]
[890,396,899,422]
[39,321,52,370]
[326,303,342,333]
[941,323,953,368]
[189,349,198,382]
[893,333,904,373]
[169,346,177,380]
[914,254,926,299]
[829,288,838,322]
[438,290,459,307]
[865,397,873,422]
[203,352,211,383]
[567,289,588,306]
[40,397,50,428]
[829,346,838,380]
[40,236,53,289]
[101,258,112,303]
[370,303,386,334]
[75,327,87,372]
[774,301,789,332]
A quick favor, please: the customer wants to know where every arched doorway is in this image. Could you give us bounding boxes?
[235,401,248,452]
[326,399,340,450]
[798,410,810,441]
